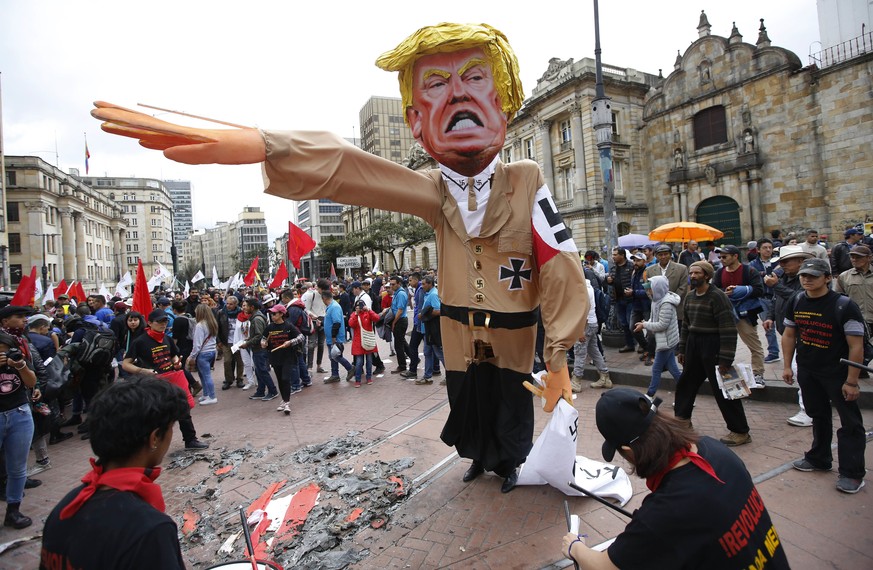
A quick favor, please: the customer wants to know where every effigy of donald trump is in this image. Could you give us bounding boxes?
[91,22,589,493]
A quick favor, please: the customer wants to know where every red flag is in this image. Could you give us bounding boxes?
[243,256,260,287]
[56,279,68,296]
[288,222,316,270]
[10,266,37,306]
[132,259,152,316]
[85,141,91,175]
[269,261,289,289]
[72,281,87,303]
[330,263,337,281]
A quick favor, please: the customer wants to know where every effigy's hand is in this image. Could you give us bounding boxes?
[523,366,572,412]
[90,101,265,165]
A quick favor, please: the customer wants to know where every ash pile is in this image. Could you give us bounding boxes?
[164,432,414,569]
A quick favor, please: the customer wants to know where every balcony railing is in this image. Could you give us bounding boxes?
[810,29,873,68]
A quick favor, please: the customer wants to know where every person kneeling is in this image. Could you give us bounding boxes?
[563,388,790,569]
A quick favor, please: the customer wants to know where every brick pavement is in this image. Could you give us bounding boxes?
[1,330,871,569]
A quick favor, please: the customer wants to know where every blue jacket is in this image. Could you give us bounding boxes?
[412,284,424,328]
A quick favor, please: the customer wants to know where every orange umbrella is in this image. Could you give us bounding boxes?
[649,221,724,243]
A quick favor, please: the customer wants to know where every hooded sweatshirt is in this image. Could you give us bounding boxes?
[641,276,681,351]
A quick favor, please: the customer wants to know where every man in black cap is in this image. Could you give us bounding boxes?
[562,388,789,569]
[782,258,866,494]
[830,228,864,274]
[121,309,208,450]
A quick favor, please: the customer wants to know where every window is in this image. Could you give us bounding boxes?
[693,106,727,150]
[127,256,136,265]
[10,264,22,285]
[130,205,137,213]
[5,171,15,186]
[8,233,21,254]
[502,147,512,163]
[7,202,19,222]
[524,138,535,160]
[151,231,159,239]
[152,243,160,252]
[560,120,572,144]
[614,161,624,192]
[151,218,160,227]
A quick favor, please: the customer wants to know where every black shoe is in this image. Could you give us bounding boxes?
[391,368,407,374]
[77,421,90,434]
[373,366,385,375]
[236,379,245,387]
[462,461,485,483]
[49,431,74,445]
[400,371,418,379]
[80,432,90,440]
[500,469,519,494]
[24,478,42,489]
[185,439,210,450]
[433,370,442,376]
[4,504,32,529]
[222,383,232,391]
[249,393,266,400]
[191,381,203,397]
[618,346,635,353]
[346,368,356,382]
[61,414,82,427]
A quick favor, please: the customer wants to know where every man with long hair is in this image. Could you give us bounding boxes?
[563,389,789,569]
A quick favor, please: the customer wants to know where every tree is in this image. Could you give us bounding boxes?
[397,217,435,267]
[178,259,202,284]
[363,215,434,270]
[317,236,347,268]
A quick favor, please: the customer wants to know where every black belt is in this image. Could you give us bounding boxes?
[441,304,539,330]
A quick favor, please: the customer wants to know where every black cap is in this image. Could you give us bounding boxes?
[654,244,672,254]
[595,388,659,462]
[714,245,741,256]
[845,228,863,237]
[147,309,170,322]
[797,258,831,277]
[349,281,362,290]
[157,297,171,306]
[0,305,37,321]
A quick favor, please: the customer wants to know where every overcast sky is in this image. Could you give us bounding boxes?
[1,0,820,242]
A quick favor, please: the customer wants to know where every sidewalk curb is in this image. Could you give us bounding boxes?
[579,367,873,409]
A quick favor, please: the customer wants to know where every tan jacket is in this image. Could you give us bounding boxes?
[262,130,588,373]
[645,260,689,309]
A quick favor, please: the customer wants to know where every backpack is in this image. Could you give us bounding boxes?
[78,328,117,367]
[182,315,197,341]
[289,305,313,336]
[593,287,611,326]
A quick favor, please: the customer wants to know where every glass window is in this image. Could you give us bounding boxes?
[7,202,19,222]
[693,106,727,149]
[8,233,21,254]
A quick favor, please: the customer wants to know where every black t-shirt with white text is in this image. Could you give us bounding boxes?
[124,333,179,374]
[785,290,865,373]
[265,320,301,366]
[41,486,185,569]
[608,437,789,569]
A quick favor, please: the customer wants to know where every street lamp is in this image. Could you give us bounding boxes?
[591,0,618,255]
[28,232,59,292]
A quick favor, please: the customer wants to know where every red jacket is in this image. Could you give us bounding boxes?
[348,309,380,356]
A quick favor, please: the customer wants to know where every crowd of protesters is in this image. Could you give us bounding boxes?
[3,224,870,533]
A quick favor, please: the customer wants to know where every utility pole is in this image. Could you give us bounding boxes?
[591,0,618,255]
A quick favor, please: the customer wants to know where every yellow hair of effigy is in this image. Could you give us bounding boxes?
[375,22,524,122]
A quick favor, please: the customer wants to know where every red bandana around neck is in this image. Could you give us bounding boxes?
[646,446,725,492]
[146,328,165,344]
[60,458,164,520]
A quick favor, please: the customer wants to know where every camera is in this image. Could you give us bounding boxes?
[5,348,23,362]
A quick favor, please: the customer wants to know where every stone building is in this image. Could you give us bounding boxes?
[78,174,175,277]
[640,12,873,244]
[505,58,659,250]
[181,206,268,280]
[4,156,125,289]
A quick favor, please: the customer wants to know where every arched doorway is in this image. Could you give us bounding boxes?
[696,196,741,245]
[421,247,430,269]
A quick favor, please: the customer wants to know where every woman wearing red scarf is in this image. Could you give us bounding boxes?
[41,376,188,569]
[562,389,790,569]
